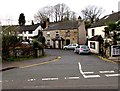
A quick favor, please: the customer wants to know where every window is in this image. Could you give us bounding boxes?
[90,42,95,49]
[29,31,32,34]
[47,32,50,37]
[47,39,50,45]
[56,32,59,37]
[92,29,95,36]
[24,31,26,34]
[65,30,70,37]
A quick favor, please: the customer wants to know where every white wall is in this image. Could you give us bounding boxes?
[18,25,42,39]
[88,26,106,39]
[88,41,99,54]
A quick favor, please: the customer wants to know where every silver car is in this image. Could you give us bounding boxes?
[63,44,78,50]
[74,45,90,54]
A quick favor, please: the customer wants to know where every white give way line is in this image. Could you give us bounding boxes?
[78,62,120,78]
[78,62,100,78]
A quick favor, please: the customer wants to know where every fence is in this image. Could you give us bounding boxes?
[111,45,120,57]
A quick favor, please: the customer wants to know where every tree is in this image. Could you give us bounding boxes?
[81,5,104,25]
[34,6,53,23]
[38,31,46,56]
[35,3,70,23]
[54,3,70,22]
[69,11,77,21]
[105,21,120,45]
[18,13,26,26]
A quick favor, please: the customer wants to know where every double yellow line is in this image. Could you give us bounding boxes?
[98,56,117,64]
[20,56,61,68]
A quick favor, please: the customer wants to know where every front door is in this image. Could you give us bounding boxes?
[66,39,70,45]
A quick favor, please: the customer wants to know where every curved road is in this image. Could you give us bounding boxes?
[2,49,119,90]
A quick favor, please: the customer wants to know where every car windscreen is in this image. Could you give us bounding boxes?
[81,46,89,49]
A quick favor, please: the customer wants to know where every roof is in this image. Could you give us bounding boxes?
[19,24,40,32]
[89,35,103,41]
[2,24,40,33]
[91,11,120,28]
[43,20,80,31]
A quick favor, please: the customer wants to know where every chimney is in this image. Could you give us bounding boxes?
[112,11,114,14]
[78,16,82,25]
[46,18,49,28]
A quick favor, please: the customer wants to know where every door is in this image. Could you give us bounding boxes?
[66,39,70,45]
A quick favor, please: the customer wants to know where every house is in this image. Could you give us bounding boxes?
[87,11,120,54]
[2,24,42,43]
[42,19,86,49]
[18,23,42,41]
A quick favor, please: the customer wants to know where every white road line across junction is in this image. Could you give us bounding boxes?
[105,74,120,77]
[99,71,115,73]
[78,62,100,78]
[42,78,59,81]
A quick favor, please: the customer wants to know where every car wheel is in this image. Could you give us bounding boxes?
[64,48,67,50]
[79,51,81,55]
[74,50,76,53]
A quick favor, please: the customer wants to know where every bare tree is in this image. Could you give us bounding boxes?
[53,3,70,22]
[81,5,104,23]
[35,3,73,23]
[69,11,77,21]
[60,3,70,21]
[54,4,61,22]
[34,6,53,23]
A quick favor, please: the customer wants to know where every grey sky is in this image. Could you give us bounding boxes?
[0,0,120,25]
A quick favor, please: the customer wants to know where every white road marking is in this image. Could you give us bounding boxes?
[0,81,2,82]
[78,62,100,78]
[78,62,84,75]
[105,74,120,77]
[42,78,59,81]
[99,71,115,73]
[83,72,94,74]
[83,75,100,78]
[65,77,80,80]
[28,79,36,82]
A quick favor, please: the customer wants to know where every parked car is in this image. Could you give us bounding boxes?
[21,41,29,45]
[74,45,90,54]
[63,44,78,50]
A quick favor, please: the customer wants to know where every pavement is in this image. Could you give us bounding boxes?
[0,55,59,71]
[98,56,120,64]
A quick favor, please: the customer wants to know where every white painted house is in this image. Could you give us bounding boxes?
[87,11,120,54]
[18,23,42,41]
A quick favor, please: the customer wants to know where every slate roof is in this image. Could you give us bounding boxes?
[19,24,40,32]
[43,21,79,31]
[89,35,103,41]
[91,11,120,28]
[2,24,40,33]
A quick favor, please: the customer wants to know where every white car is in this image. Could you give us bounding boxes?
[74,45,90,54]
[63,44,78,50]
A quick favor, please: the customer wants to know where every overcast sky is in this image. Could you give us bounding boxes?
[0,0,120,25]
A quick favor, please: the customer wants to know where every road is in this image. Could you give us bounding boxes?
[2,49,120,90]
